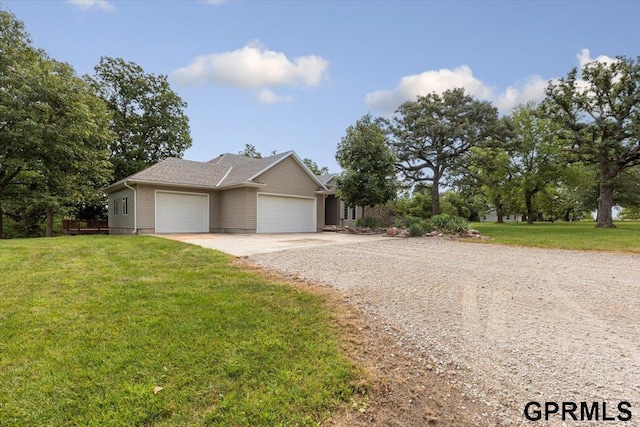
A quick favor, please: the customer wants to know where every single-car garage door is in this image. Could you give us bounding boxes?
[257,194,316,233]
[156,191,209,233]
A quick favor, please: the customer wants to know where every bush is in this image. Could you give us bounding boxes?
[396,215,424,228]
[408,222,426,236]
[356,216,378,228]
[428,214,469,234]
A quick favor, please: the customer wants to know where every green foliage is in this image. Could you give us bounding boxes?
[428,214,469,234]
[509,102,564,224]
[619,207,640,220]
[388,88,501,214]
[238,143,264,158]
[303,158,329,176]
[472,221,640,253]
[0,10,113,238]
[88,56,192,182]
[0,236,362,425]
[408,222,427,236]
[544,55,640,227]
[356,216,378,228]
[336,114,397,211]
[395,190,433,219]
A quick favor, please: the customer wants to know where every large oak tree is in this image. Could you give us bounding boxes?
[388,88,501,215]
[545,55,640,227]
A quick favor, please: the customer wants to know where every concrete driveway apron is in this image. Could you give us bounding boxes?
[159,232,389,257]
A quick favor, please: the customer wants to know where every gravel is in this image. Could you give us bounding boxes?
[250,237,640,426]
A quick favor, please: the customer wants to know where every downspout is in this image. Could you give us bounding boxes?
[123,181,138,234]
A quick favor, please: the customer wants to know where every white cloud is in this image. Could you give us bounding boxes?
[494,75,548,112]
[365,51,617,115]
[365,65,494,114]
[257,89,293,104]
[67,0,115,11]
[577,48,616,69]
[203,0,227,4]
[170,40,329,89]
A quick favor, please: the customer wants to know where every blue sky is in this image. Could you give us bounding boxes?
[5,0,640,172]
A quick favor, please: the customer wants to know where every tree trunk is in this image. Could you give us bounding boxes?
[596,171,615,228]
[496,205,504,223]
[431,178,440,215]
[45,208,54,237]
[362,205,366,218]
[525,192,535,225]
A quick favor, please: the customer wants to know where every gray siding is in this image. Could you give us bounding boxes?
[255,157,318,196]
[218,187,257,232]
[108,188,135,233]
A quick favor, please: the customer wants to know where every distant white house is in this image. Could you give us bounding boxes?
[480,210,522,223]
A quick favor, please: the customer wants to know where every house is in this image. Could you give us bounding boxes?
[480,210,522,223]
[318,173,363,228]
[104,151,362,234]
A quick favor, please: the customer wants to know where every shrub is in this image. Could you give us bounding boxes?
[408,222,426,236]
[396,215,424,228]
[356,216,378,228]
[428,214,469,234]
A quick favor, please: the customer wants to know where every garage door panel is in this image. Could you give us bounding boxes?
[156,192,208,233]
[257,195,315,233]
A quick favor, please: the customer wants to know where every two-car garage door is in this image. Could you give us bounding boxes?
[257,194,316,233]
[156,191,209,233]
[154,191,315,234]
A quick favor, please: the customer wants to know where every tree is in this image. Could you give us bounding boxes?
[0,9,113,238]
[335,114,397,216]
[0,8,40,238]
[88,56,192,182]
[302,158,329,176]
[388,88,501,215]
[460,145,520,223]
[545,55,640,227]
[238,143,263,158]
[510,102,564,224]
[237,144,278,159]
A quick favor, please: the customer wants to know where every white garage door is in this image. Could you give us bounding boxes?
[156,191,209,233]
[257,194,316,233]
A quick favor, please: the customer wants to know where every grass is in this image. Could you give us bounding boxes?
[0,235,362,426]
[470,220,640,253]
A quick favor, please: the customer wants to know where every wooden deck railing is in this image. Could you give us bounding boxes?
[62,219,109,235]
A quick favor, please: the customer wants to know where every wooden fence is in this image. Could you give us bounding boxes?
[62,219,109,235]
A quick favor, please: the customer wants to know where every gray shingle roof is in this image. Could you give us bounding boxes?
[105,150,327,192]
[125,157,227,188]
[318,173,338,186]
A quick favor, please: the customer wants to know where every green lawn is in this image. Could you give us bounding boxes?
[0,236,361,426]
[471,221,640,253]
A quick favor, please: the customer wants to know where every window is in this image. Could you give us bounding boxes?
[113,199,119,216]
[344,205,348,219]
[122,197,128,216]
[351,206,356,220]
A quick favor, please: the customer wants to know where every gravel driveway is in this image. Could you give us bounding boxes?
[250,237,640,426]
